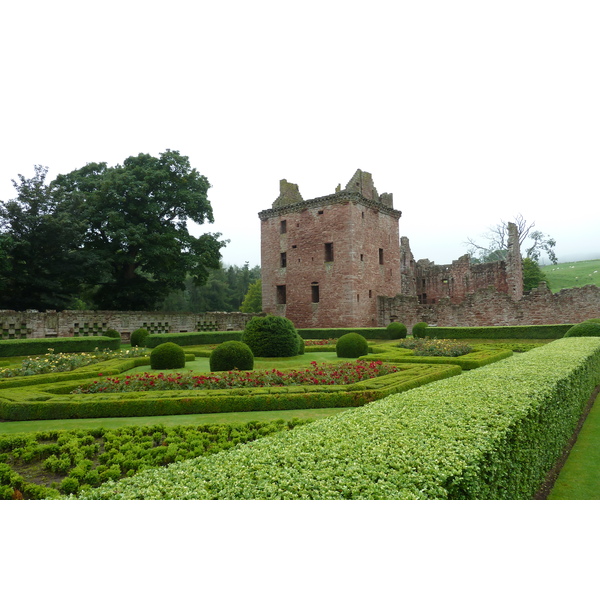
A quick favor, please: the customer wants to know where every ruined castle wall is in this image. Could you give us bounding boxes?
[414,256,511,304]
[379,283,600,330]
[0,310,260,340]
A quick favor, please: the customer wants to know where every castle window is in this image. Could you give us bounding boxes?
[369,290,372,298]
[379,248,384,265]
[324,242,334,262]
[360,254,364,261]
[280,252,287,268]
[280,220,287,234]
[276,285,287,304]
[311,283,320,303]
[357,294,360,302]
[318,210,324,215]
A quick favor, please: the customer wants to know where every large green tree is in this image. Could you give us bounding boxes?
[240,279,262,312]
[159,263,260,313]
[52,150,227,310]
[522,257,549,292]
[0,166,97,310]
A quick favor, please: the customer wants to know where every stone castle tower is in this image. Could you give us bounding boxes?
[258,169,402,328]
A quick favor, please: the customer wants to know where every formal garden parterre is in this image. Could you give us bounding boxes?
[1,318,599,500]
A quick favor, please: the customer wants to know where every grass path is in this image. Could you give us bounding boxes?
[548,387,600,499]
[0,407,352,435]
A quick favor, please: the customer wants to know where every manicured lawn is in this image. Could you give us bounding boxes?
[0,407,352,435]
[548,390,600,500]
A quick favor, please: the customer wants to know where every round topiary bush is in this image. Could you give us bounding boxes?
[130,328,149,347]
[209,341,254,372]
[412,322,428,339]
[104,329,121,339]
[150,342,186,370]
[563,322,600,338]
[386,322,408,340]
[336,333,369,358]
[241,315,299,357]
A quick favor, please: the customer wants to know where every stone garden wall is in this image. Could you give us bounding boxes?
[0,310,263,341]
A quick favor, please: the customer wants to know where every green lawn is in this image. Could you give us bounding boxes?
[548,390,600,499]
[126,351,344,375]
[0,407,352,435]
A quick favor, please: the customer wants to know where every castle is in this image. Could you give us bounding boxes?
[259,169,597,330]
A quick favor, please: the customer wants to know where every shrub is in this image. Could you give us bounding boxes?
[296,335,305,355]
[412,322,428,338]
[209,341,254,372]
[150,343,186,370]
[130,328,149,347]
[386,322,407,340]
[336,333,369,358]
[60,477,80,496]
[564,322,600,338]
[104,329,121,339]
[241,316,299,357]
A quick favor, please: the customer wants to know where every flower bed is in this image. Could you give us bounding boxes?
[0,348,147,379]
[71,361,397,394]
[0,356,460,421]
[398,338,472,357]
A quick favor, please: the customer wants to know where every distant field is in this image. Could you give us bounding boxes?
[541,259,600,293]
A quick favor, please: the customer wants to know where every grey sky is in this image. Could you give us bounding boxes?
[2,1,598,268]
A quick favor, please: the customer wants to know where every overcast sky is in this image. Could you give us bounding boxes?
[1,1,598,269]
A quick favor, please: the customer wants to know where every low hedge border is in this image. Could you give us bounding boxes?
[367,345,513,370]
[146,331,243,348]
[0,363,461,421]
[0,336,121,357]
[420,324,573,340]
[297,327,389,340]
[76,337,600,500]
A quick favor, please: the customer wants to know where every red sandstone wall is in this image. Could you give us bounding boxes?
[379,283,600,330]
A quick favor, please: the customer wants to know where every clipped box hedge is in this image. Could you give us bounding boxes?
[76,337,600,500]
[297,327,389,340]
[145,331,243,348]
[421,324,573,340]
[367,345,513,370]
[0,336,121,357]
[0,361,460,421]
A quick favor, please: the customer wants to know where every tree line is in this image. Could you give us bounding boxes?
[0,150,260,312]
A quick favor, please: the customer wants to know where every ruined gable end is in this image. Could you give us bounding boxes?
[273,179,304,208]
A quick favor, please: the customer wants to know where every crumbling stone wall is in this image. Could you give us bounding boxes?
[259,169,402,328]
[0,310,261,340]
[379,282,600,330]
[402,222,523,305]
